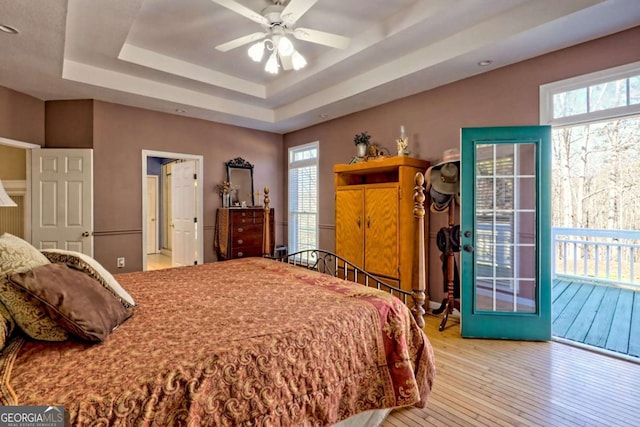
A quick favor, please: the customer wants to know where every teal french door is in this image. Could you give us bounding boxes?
[460,126,551,340]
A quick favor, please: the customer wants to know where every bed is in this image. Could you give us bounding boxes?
[0,180,434,426]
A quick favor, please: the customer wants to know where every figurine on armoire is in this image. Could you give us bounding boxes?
[426,148,461,331]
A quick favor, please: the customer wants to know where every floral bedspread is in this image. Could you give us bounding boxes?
[1,258,435,426]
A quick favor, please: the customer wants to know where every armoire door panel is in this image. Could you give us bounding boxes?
[335,188,364,268]
[364,186,398,277]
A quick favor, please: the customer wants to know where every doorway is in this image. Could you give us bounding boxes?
[141,150,204,271]
[0,137,39,241]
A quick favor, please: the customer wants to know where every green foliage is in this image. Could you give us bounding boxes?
[353,131,371,145]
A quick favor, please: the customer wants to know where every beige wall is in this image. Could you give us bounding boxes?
[0,145,26,180]
[283,26,640,302]
[45,100,94,148]
[88,101,283,272]
[0,86,45,146]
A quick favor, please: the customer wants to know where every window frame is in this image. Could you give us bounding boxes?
[287,141,319,253]
[540,60,640,127]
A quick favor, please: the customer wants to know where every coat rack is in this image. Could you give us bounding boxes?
[427,148,461,331]
[436,198,461,331]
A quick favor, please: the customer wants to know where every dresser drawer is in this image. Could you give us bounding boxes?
[215,207,275,260]
[231,246,263,258]
[230,232,263,249]
[230,210,264,225]
[232,222,262,236]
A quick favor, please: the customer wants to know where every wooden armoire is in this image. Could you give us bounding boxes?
[334,156,430,297]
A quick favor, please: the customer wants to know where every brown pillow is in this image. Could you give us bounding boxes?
[7,263,132,342]
[0,233,68,341]
[41,249,135,308]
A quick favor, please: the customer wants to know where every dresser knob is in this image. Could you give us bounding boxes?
[237,227,244,233]
[237,239,243,245]
[238,251,244,257]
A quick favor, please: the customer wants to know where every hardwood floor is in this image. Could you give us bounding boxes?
[146,253,172,270]
[382,315,640,427]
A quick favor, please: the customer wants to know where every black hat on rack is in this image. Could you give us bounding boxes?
[426,148,461,213]
[429,187,453,214]
[427,148,460,195]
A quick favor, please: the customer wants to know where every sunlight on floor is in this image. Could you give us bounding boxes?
[147,253,172,271]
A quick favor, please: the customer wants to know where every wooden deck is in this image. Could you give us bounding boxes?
[383,315,640,427]
[553,278,640,359]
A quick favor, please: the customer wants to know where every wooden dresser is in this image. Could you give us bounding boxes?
[334,156,429,298]
[215,207,274,260]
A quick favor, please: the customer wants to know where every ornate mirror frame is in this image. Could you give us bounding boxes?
[225,157,255,206]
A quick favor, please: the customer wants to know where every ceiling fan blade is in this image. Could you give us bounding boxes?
[293,28,350,50]
[281,0,318,25]
[215,32,267,52]
[210,0,268,25]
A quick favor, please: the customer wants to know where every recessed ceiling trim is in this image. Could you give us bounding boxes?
[118,43,266,99]
[266,0,454,97]
[62,60,274,123]
[274,0,601,123]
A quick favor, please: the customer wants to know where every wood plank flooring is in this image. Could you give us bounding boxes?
[382,316,640,427]
[382,315,640,427]
[553,279,640,358]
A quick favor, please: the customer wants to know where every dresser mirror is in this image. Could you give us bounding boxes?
[226,157,255,206]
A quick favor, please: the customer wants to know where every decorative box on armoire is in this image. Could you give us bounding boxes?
[334,156,430,300]
[215,207,274,260]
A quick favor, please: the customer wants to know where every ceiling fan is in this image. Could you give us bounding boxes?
[211,0,350,73]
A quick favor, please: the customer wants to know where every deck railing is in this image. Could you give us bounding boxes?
[552,227,640,287]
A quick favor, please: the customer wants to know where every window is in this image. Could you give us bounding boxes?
[540,61,640,126]
[540,61,640,231]
[288,142,318,252]
[541,62,640,283]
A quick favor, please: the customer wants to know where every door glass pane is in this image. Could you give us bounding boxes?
[475,143,537,313]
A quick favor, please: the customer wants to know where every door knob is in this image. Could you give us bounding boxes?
[463,244,474,252]
[81,231,91,237]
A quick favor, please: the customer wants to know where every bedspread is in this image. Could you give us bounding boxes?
[1,257,435,426]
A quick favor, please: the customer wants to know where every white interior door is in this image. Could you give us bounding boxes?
[31,148,93,256]
[171,160,197,267]
[162,162,172,252]
[146,175,158,254]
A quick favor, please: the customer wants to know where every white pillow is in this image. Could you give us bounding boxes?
[40,249,135,307]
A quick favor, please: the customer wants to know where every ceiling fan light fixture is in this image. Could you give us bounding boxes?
[248,41,265,62]
[277,36,294,57]
[291,50,307,70]
[265,52,279,74]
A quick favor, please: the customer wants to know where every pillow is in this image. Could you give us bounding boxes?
[0,233,68,341]
[0,302,15,350]
[41,249,135,308]
[7,263,133,342]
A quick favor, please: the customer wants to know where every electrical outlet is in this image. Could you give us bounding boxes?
[117,257,125,268]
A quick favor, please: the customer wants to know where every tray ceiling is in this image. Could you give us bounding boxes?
[1,0,639,133]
